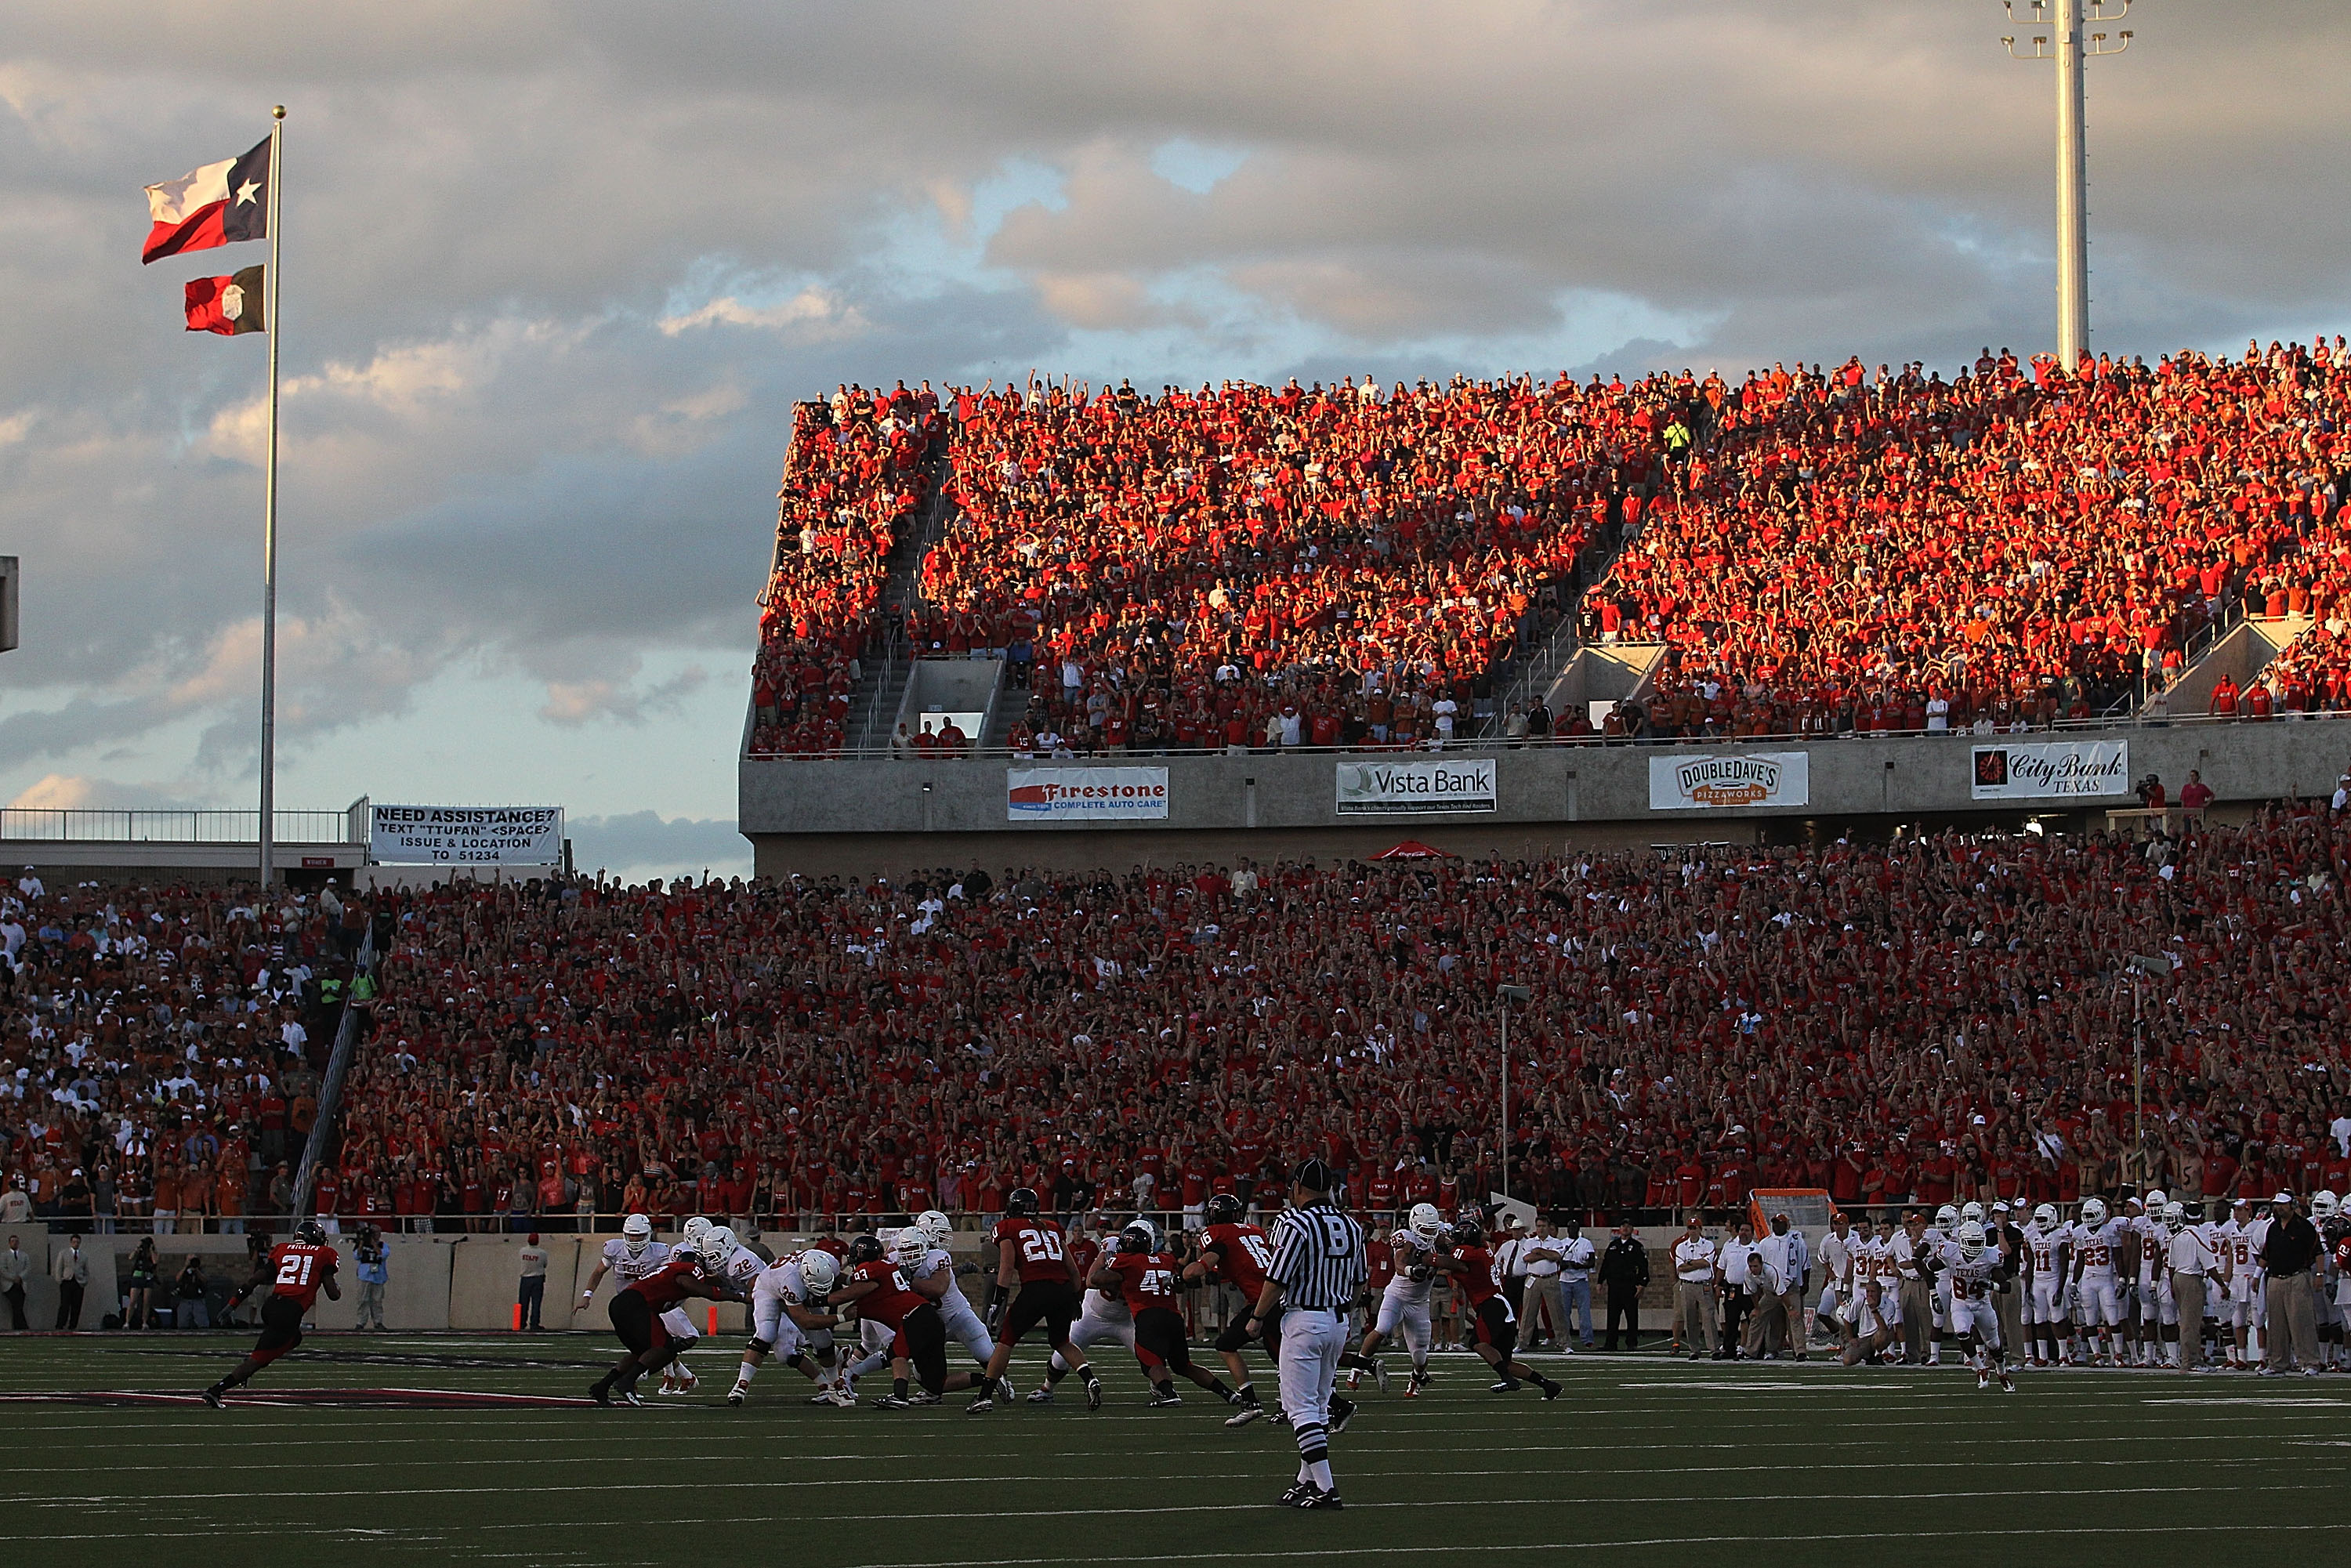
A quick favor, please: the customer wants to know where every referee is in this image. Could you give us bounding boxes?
[1243,1157,1366,1511]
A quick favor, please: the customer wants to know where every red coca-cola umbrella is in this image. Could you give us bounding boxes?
[1371,840,1454,860]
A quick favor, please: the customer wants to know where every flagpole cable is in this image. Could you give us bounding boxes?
[259,105,284,889]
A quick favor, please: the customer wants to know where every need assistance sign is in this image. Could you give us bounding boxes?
[371,805,564,864]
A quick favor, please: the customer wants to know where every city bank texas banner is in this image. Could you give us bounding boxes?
[1335,757,1497,815]
[371,806,564,864]
[1969,740,2129,800]
[1648,751,1809,810]
[1007,766,1170,821]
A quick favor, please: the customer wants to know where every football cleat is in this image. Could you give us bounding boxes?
[726,1385,747,1407]
[871,1394,913,1410]
[1998,1371,2016,1392]
[1085,1378,1104,1412]
[1147,1388,1183,1407]
[1301,1487,1345,1510]
[1224,1403,1264,1428]
[1976,1370,1991,1392]
[1026,1385,1056,1404]
[588,1383,610,1407]
[618,1390,643,1407]
[1403,1372,1425,1399]
[1270,1410,1291,1427]
[909,1389,942,1406]
[965,1393,995,1414]
[200,1386,225,1409]
[1538,1378,1561,1401]
[1346,1370,1361,1391]
[1277,1481,1319,1508]
[1489,1378,1521,1393]
[1367,1359,1389,1393]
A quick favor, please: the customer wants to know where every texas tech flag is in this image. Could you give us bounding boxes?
[184,266,266,336]
[142,136,270,264]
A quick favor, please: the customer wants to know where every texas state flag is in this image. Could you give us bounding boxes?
[142,136,270,264]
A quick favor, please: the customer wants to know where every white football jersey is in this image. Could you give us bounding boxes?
[1933,1239,2003,1300]
[2024,1220,2063,1280]
[2072,1219,2121,1279]
[1385,1230,1438,1300]
[901,1246,976,1308]
[603,1237,672,1284]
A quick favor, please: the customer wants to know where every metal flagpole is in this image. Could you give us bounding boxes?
[259,105,284,888]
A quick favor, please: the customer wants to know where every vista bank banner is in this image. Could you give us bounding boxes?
[1647,751,1809,810]
[1969,740,2130,800]
[1007,766,1170,821]
[1335,757,1498,815]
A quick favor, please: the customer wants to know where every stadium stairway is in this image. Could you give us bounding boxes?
[2140,612,2309,719]
[843,457,958,751]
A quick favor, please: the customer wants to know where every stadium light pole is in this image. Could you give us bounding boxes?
[1496,984,1534,1202]
[2125,951,2168,1182]
[2002,2,2132,371]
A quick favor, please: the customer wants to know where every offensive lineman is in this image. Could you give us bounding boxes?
[1342,1201,1444,1396]
[730,1245,843,1406]
[198,1219,341,1407]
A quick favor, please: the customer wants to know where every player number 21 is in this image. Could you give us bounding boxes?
[275,1252,313,1287]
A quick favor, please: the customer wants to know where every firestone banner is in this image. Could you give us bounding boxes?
[1969,741,2129,800]
[1335,758,1497,815]
[1648,752,1809,810]
[1007,766,1169,821]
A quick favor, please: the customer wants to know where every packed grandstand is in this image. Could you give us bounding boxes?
[748,342,2351,759]
[5,804,2349,1236]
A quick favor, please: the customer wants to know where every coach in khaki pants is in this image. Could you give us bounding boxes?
[2164,1205,2220,1370]
[1670,1216,1717,1359]
[2260,1193,2323,1372]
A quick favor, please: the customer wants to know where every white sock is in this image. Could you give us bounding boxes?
[1308,1460,1334,1490]
[736,1359,759,1387]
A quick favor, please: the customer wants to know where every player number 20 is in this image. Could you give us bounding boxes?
[1021,1229,1065,1264]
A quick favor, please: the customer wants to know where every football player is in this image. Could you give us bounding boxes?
[902,1210,1004,1378]
[1183,1193,1284,1425]
[578,1212,667,1311]
[198,1219,340,1407]
[1840,1215,1902,1367]
[1034,1223,1136,1405]
[1345,1201,1443,1397]
[1433,1218,1561,1400]
[966,1188,1102,1414]
[1916,1219,2015,1392]
[1926,1203,1960,1366]
[654,1217,721,1395]
[2068,1197,2125,1366]
[1090,1220,1242,1409]
[589,1240,737,1406]
[730,1246,843,1406]
[2022,1203,2070,1367]
[2218,1197,2263,1368]
[2132,1192,2174,1367]
[829,1227,991,1409]
[2318,1191,2349,1371]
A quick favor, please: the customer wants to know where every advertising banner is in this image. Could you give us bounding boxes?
[1648,751,1810,810]
[371,805,564,864]
[1335,757,1498,815]
[1969,740,2130,800]
[1006,766,1169,821]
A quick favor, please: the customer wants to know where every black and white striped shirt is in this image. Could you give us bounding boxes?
[1268,1201,1367,1312]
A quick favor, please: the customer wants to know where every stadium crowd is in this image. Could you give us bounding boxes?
[11,805,2350,1243]
[748,342,2351,757]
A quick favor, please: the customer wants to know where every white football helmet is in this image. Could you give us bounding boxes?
[700,1225,737,1272]
[2144,1188,2167,1210]
[889,1226,930,1267]
[2079,1197,2109,1228]
[621,1212,653,1256]
[2031,1203,2058,1229]
[2161,1200,2186,1233]
[1934,1204,1959,1231]
[1959,1201,1986,1225]
[683,1216,713,1248]
[1954,1220,1987,1262]
[795,1248,840,1298]
[918,1209,953,1248]
[1407,1202,1443,1244]
[2312,1190,2341,1221]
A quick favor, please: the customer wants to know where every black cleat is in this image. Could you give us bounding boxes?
[589,1382,611,1407]
[1147,1387,1183,1407]
[1329,1398,1356,1434]
[1538,1378,1562,1401]
[1085,1377,1104,1412]
[1303,1488,1346,1510]
[1277,1481,1319,1508]
[1224,1402,1264,1429]
[1488,1377,1522,1393]
[199,1385,225,1409]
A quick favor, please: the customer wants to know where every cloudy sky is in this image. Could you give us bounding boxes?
[3,2,2346,880]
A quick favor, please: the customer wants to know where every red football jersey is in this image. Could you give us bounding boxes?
[846,1257,922,1331]
[994,1215,1074,1284]
[1451,1244,1502,1305]
[1201,1221,1273,1297]
[266,1241,338,1311]
[624,1257,704,1310]
[1103,1251,1183,1316]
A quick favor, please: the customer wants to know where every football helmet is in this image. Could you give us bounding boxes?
[1958,1201,1985,1225]
[2030,1203,2058,1228]
[701,1226,737,1273]
[889,1227,930,1268]
[1119,1219,1161,1255]
[1451,1217,1485,1247]
[918,1209,953,1248]
[1407,1202,1444,1244]
[795,1248,841,1298]
[846,1233,884,1265]
[621,1212,654,1256]
[1204,1193,1244,1227]
[1933,1204,1959,1231]
[2312,1190,2341,1221]
[294,1219,328,1248]
[1006,1188,1041,1217]
[2078,1197,2109,1228]
[683,1216,713,1248]
[1954,1220,1987,1262]
[2144,1188,2167,1210]
[2161,1200,2186,1233]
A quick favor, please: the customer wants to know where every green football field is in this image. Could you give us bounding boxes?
[0,1333,2346,1566]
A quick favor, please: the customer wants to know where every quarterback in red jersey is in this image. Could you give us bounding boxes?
[1183,1193,1284,1425]
[1091,1221,1240,1410]
[200,1221,341,1407]
[1433,1217,1560,1400]
[967,1188,1101,1413]
[590,1240,740,1407]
